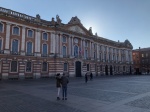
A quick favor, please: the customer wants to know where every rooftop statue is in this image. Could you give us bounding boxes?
[56,15,62,25]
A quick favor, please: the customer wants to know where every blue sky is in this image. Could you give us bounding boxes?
[0,0,150,49]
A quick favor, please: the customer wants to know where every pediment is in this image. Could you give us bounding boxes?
[68,25,86,35]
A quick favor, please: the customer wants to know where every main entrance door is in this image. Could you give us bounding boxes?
[75,61,81,77]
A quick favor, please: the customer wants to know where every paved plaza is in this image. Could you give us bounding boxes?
[1,75,150,112]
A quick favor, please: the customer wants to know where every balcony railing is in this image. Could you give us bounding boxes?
[25,53,34,56]
[10,51,20,55]
[41,54,49,57]
[0,50,4,54]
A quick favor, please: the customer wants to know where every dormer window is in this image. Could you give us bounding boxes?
[27,30,33,37]
[13,26,19,35]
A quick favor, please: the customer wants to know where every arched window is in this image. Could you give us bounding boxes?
[43,33,48,40]
[64,63,68,71]
[0,23,3,32]
[27,30,33,37]
[26,61,32,72]
[27,42,32,55]
[42,44,47,56]
[42,62,48,72]
[12,39,18,53]
[74,45,78,57]
[62,46,66,57]
[11,61,17,72]
[13,26,19,35]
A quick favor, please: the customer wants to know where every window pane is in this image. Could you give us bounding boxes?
[74,46,78,56]
[11,61,17,72]
[13,27,19,35]
[28,30,33,37]
[64,63,68,71]
[27,42,32,54]
[43,44,47,54]
[26,62,32,72]
[43,33,47,40]
[42,62,47,72]
[62,36,66,43]
[87,64,89,71]
[63,46,66,56]
[0,39,2,50]
[0,23,3,32]
[12,40,18,52]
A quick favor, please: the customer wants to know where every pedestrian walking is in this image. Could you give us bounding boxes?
[56,73,61,100]
[90,72,93,80]
[61,73,69,100]
[85,73,88,83]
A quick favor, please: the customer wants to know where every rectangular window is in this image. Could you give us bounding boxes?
[11,61,17,72]
[142,54,144,58]
[26,62,32,72]
[13,27,19,35]
[28,30,33,37]
[85,41,88,47]
[0,23,3,32]
[87,64,89,71]
[42,62,48,72]
[62,36,67,43]
[43,33,48,40]
[64,63,68,71]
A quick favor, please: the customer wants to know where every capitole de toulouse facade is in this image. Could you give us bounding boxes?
[0,7,133,80]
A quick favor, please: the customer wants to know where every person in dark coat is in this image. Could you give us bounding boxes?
[61,73,69,100]
[85,73,88,83]
[56,73,61,100]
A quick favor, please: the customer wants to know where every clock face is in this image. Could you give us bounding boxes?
[74,38,78,43]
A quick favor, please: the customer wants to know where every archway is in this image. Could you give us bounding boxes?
[75,61,81,77]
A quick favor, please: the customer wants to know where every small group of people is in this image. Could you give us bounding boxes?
[85,72,93,83]
[55,73,69,100]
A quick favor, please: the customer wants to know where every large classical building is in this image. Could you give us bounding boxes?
[0,7,133,80]
[132,47,150,74]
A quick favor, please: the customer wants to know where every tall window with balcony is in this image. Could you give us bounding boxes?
[27,30,33,37]
[42,62,48,72]
[13,26,19,35]
[74,45,78,57]
[42,44,47,57]
[85,50,88,59]
[26,61,32,72]
[62,46,67,57]
[0,23,3,32]
[43,33,48,40]
[64,63,68,72]
[11,61,17,72]
[0,38,2,53]
[27,42,32,56]
[12,39,18,54]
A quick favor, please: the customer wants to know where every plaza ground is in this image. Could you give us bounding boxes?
[1,75,150,112]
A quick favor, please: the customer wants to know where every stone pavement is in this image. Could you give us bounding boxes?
[1,75,150,112]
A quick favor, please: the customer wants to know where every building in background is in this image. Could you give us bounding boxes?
[132,47,150,75]
[0,7,133,80]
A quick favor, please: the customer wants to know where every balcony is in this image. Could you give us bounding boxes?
[10,51,20,55]
[63,55,70,58]
[41,54,49,57]
[25,53,34,56]
[0,50,4,54]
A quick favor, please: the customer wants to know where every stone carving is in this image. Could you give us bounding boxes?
[68,25,86,34]
[124,39,133,49]
[89,27,93,35]
[56,15,61,25]
[68,16,81,24]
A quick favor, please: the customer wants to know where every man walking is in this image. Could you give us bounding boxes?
[61,73,69,100]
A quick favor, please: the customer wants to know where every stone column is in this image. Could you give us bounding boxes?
[97,44,99,60]
[89,41,91,58]
[21,26,26,55]
[68,36,71,57]
[55,33,59,54]
[59,34,62,57]
[35,29,41,56]
[72,37,74,57]
[4,22,11,54]
[50,32,55,54]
